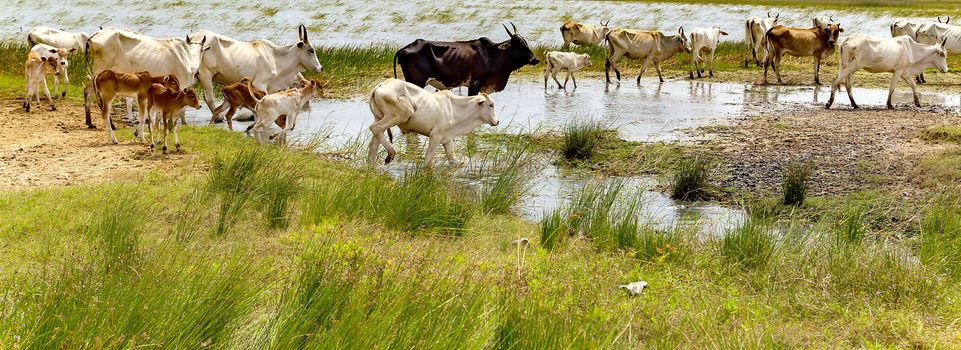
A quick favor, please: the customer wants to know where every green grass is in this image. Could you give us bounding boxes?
[782,162,811,206]
[671,155,712,200]
[561,119,605,161]
[921,124,961,143]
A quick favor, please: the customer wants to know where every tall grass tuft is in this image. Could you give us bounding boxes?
[561,119,606,161]
[83,190,149,270]
[836,204,867,245]
[478,141,536,215]
[206,147,304,234]
[539,209,566,251]
[919,197,961,277]
[671,156,711,200]
[781,162,811,206]
[721,219,774,270]
[303,166,473,235]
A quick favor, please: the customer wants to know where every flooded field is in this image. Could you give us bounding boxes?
[183,78,958,235]
[3,0,941,46]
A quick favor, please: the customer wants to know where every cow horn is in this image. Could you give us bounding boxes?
[942,37,948,47]
[503,24,512,36]
[299,24,307,42]
[776,13,780,19]
[938,16,944,23]
[186,34,190,43]
[511,22,518,34]
[767,11,772,18]
[829,15,834,22]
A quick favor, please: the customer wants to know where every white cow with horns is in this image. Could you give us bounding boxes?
[368,78,499,166]
[825,35,948,110]
[744,12,779,67]
[84,28,208,130]
[27,27,89,53]
[189,25,323,121]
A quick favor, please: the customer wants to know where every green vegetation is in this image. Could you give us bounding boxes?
[628,0,961,16]
[921,124,961,143]
[671,155,712,200]
[781,162,811,206]
[561,119,605,161]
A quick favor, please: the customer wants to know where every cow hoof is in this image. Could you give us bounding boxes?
[709,72,714,77]
[61,92,66,98]
[87,124,96,129]
[384,155,394,164]
[825,102,832,109]
[852,104,860,109]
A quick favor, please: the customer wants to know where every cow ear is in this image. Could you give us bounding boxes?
[839,28,844,33]
[719,31,729,36]
[498,42,511,50]
[48,49,58,54]
[68,48,78,53]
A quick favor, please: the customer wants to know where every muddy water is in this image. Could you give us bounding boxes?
[4,1,941,46]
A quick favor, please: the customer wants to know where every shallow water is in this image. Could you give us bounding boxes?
[5,1,942,46]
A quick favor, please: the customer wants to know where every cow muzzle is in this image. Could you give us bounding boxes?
[491,120,499,127]
[529,58,540,65]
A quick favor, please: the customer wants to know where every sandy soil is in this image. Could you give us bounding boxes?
[709,102,961,198]
[0,98,196,191]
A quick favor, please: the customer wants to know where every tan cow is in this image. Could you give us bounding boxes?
[605,27,691,84]
[146,85,201,152]
[23,52,59,112]
[763,24,843,85]
[94,70,180,144]
[560,20,611,48]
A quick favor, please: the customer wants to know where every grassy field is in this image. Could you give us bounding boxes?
[2,37,961,347]
[627,0,961,16]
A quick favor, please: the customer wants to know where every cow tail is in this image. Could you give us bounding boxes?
[27,33,35,47]
[604,32,613,81]
[763,27,776,64]
[392,49,400,79]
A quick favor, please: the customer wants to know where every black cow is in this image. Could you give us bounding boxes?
[393,23,540,96]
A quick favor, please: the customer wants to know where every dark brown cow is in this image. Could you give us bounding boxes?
[393,23,539,96]
[763,24,843,85]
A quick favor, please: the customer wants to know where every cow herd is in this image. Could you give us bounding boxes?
[16,14,961,163]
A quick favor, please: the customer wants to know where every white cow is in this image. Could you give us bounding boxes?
[813,16,836,29]
[744,13,779,67]
[84,28,208,129]
[825,35,948,110]
[689,27,728,79]
[368,78,499,166]
[30,44,76,98]
[892,19,939,82]
[189,25,323,120]
[27,27,89,53]
[916,22,961,53]
[544,51,592,89]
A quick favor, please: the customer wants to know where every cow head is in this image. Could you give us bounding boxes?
[296,24,323,73]
[598,20,612,39]
[473,93,498,127]
[500,23,540,66]
[821,23,843,46]
[933,37,950,73]
[939,16,951,24]
[578,53,592,68]
[47,47,76,73]
[677,27,692,52]
[185,35,209,81]
[181,88,202,109]
[298,78,326,99]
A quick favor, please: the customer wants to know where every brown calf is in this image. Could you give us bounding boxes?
[94,70,180,144]
[209,77,287,131]
[146,84,201,153]
[763,23,843,85]
[23,52,59,112]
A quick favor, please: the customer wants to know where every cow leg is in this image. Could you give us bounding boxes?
[224,104,238,131]
[544,68,549,90]
[562,71,570,89]
[844,76,857,109]
[902,74,921,108]
[886,73,898,109]
[136,97,148,143]
[162,113,170,154]
[102,98,118,144]
[690,53,696,79]
[774,53,784,84]
[571,72,578,89]
[84,80,96,128]
[653,61,665,83]
[637,58,653,84]
[553,71,564,89]
[813,56,822,85]
[606,51,624,83]
[918,72,926,84]
[173,112,181,151]
[199,72,219,119]
[61,70,69,98]
[709,49,717,77]
[442,141,457,163]
[423,137,440,166]
[41,78,56,111]
[368,115,404,164]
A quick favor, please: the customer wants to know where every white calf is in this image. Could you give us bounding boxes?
[249,79,325,144]
[23,52,58,112]
[368,78,499,166]
[30,44,76,98]
[689,27,728,78]
[544,51,592,89]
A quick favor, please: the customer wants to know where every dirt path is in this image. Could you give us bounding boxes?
[709,102,961,198]
[0,98,195,191]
